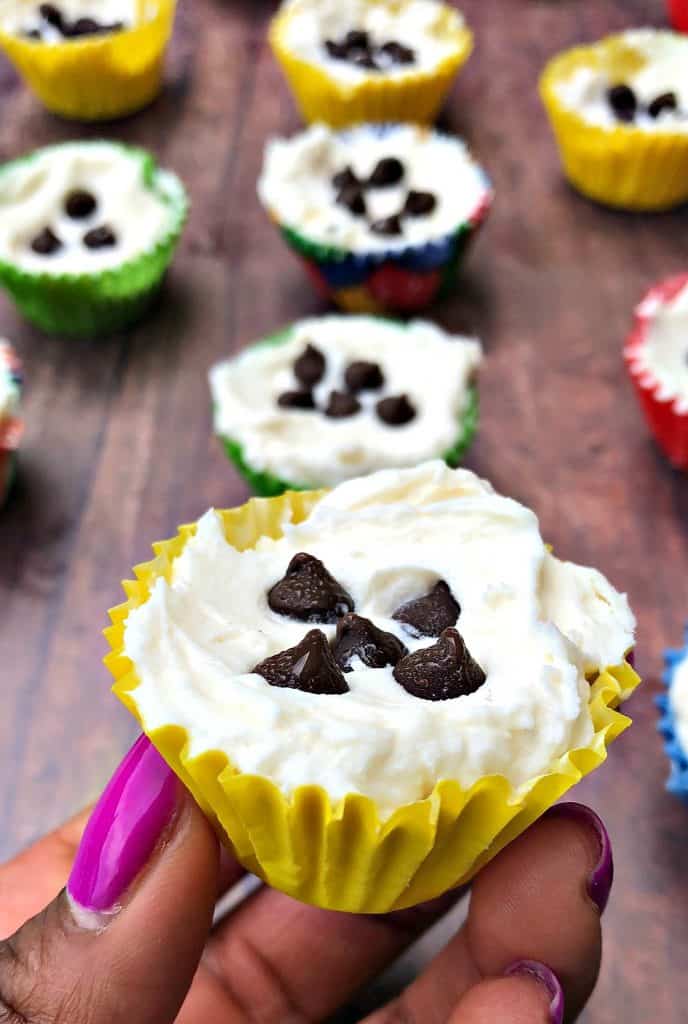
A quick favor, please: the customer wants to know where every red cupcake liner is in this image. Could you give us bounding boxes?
[624,272,688,469]
[668,0,688,32]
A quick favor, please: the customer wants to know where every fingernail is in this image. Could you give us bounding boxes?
[543,802,613,914]
[67,735,177,915]
[505,960,564,1024]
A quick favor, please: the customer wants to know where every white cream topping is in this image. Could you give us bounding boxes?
[210,316,482,488]
[634,282,688,412]
[0,341,20,424]
[670,651,688,757]
[0,0,138,39]
[258,123,488,252]
[280,0,465,81]
[0,142,175,274]
[124,463,636,814]
[555,30,688,132]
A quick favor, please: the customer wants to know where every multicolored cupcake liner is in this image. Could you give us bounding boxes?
[0,340,23,507]
[269,1,473,129]
[267,126,493,315]
[668,0,688,32]
[540,34,688,211]
[0,0,177,121]
[0,142,188,338]
[625,273,688,470]
[215,323,480,496]
[105,489,641,913]
[657,628,688,803]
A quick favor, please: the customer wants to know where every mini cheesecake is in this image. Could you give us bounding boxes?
[0,140,187,335]
[278,0,466,82]
[2,1,135,41]
[210,315,482,492]
[554,29,688,132]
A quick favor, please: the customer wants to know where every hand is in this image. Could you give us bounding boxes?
[0,736,611,1024]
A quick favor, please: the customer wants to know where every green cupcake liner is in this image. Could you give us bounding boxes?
[0,142,188,338]
[214,324,480,497]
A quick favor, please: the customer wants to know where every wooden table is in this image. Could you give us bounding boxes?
[1,1,687,1020]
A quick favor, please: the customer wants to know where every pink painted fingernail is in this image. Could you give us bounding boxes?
[505,960,564,1024]
[543,802,613,914]
[68,735,177,914]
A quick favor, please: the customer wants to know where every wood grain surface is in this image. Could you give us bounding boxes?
[1,1,687,1020]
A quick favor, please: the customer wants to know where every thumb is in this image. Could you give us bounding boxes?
[0,735,220,1024]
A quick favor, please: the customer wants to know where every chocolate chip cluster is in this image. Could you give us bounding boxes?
[332,159,437,237]
[606,84,684,123]
[252,553,486,701]
[24,3,124,40]
[277,342,417,426]
[30,189,117,257]
[324,29,415,73]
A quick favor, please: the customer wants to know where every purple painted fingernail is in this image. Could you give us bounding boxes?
[544,802,613,914]
[505,960,564,1024]
[68,735,177,914]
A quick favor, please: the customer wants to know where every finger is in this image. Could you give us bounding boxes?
[180,888,466,1022]
[366,802,609,1023]
[448,962,564,1024]
[0,808,90,935]
[0,735,221,1024]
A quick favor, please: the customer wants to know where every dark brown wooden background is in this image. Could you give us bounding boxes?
[1,1,687,1020]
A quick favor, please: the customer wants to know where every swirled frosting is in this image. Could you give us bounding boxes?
[125,463,635,814]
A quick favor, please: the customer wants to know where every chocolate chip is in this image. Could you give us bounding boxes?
[30,226,62,255]
[23,28,41,39]
[368,157,405,187]
[376,394,416,425]
[648,91,678,118]
[332,166,360,192]
[277,389,316,410]
[324,390,361,418]
[345,29,370,50]
[294,343,326,387]
[393,628,486,701]
[336,184,367,217]
[253,629,349,695]
[607,83,637,122]
[404,190,437,217]
[334,613,407,672]
[351,51,378,70]
[83,225,117,249]
[325,38,348,60]
[392,580,460,638]
[67,16,102,35]
[268,552,354,623]
[64,189,97,219]
[344,360,384,392]
[369,214,403,236]
[379,40,416,65]
[39,4,64,29]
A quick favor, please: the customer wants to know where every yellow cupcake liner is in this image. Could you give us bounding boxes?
[105,490,640,913]
[540,34,688,211]
[269,1,473,128]
[0,0,176,120]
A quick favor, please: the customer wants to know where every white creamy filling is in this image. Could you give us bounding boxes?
[0,142,173,274]
[280,0,464,81]
[258,123,487,252]
[635,283,688,412]
[124,463,636,814]
[555,30,688,132]
[670,653,688,758]
[210,316,482,487]
[0,0,138,39]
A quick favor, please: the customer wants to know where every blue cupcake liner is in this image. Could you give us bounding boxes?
[657,627,688,803]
